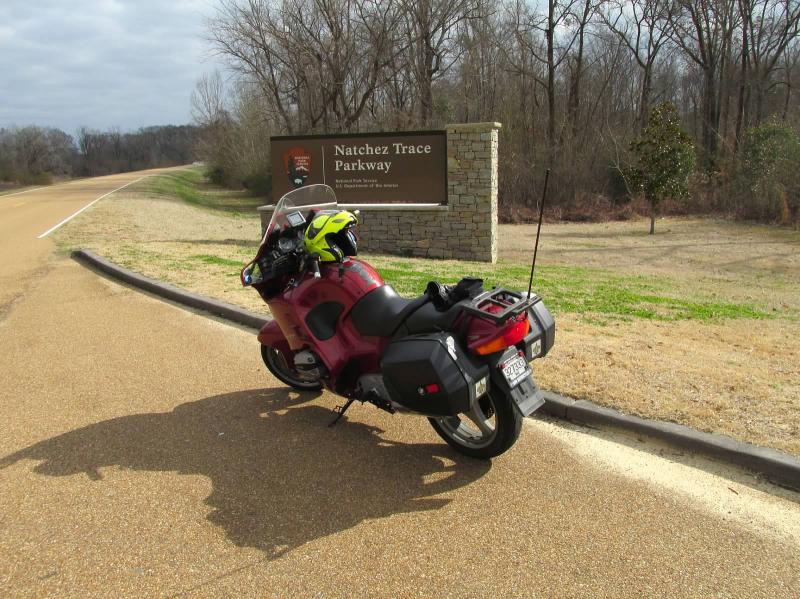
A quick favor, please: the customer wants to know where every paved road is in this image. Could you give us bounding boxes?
[1,172,799,597]
[0,169,171,312]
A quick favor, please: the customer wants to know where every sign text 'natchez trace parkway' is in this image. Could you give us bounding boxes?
[270,131,447,205]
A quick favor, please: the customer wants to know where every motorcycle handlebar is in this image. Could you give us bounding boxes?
[309,255,321,279]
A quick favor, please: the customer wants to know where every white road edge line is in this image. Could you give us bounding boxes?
[1,186,46,198]
[1,176,92,200]
[36,176,148,239]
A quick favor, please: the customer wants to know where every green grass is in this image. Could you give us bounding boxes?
[190,254,245,268]
[125,247,246,271]
[116,246,195,273]
[368,257,772,323]
[115,168,780,325]
[113,247,246,282]
[143,168,265,215]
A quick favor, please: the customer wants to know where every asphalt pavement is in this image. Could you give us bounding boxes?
[1,172,799,597]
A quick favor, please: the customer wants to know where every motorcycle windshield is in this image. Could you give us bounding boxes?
[242,184,338,286]
[262,184,338,245]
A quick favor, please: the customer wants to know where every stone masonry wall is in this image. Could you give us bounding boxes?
[259,122,500,263]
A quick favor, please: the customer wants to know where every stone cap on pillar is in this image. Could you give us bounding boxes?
[446,122,502,132]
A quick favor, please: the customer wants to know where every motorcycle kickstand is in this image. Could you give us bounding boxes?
[328,397,357,427]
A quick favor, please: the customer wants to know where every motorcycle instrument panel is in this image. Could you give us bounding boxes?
[286,211,306,227]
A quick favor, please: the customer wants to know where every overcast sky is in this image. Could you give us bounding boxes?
[0,0,223,135]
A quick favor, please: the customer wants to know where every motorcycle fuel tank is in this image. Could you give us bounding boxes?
[290,258,384,315]
[269,257,387,377]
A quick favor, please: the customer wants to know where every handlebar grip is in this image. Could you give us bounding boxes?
[310,257,321,278]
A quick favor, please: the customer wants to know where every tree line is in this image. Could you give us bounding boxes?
[196,0,800,225]
[0,125,201,186]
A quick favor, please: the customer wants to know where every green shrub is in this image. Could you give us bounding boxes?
[242,170,272,197]
[628,102,695,234]
[735,121,800,225]
[205,166,228,186]
[0,167,17,182]
[18,171,53,185]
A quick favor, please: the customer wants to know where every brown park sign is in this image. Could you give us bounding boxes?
[270,131,447,204]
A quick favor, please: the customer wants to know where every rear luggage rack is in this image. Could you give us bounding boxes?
[461,288,540,324]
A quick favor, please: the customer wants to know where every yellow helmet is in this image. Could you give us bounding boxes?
[304,210,359,262]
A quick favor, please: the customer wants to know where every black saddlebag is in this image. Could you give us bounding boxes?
[522,298,556,361]
[381,333,489,416]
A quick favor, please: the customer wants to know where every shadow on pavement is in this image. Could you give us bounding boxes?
[0,388,490,558]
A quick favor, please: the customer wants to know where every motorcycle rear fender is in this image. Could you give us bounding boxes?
[486,347,545,417]
[257,320,288,347]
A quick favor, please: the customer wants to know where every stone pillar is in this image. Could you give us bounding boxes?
[446,122,500,263]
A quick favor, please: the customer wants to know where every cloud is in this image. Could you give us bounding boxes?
[0,0,223,134]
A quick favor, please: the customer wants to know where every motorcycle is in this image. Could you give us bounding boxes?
[241,184,555,458]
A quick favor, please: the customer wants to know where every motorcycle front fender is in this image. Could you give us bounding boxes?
[257,319,288,347]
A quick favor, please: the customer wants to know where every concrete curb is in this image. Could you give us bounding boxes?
[72,250,269,331]
[73,248,800,491]
[539,391,800,491]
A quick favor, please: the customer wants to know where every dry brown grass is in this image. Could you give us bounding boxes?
[502,218,800,310]
[54,178,800,454]
[505,218,800,453]
[536,315,799,453]
[54,186,264,314]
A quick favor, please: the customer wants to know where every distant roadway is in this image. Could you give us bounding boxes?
[1,170,799,597]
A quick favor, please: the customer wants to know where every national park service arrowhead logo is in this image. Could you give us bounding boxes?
[284,147,312,189]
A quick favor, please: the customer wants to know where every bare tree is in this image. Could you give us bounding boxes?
[458,1,501,122]
[500,0,582,164]
[741,0,800,123]
[564,0,596,145]
[197,0,800,220]
[669,0,738,167]
[400,0,477,125]
[210,0,408,133]
[601,0,675,131]
[781,36,800,120]
[192,71,228,126]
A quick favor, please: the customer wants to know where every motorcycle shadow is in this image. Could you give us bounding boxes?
[0,388,491,558]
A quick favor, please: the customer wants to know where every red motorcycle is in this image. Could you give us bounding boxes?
[241,184,555,458]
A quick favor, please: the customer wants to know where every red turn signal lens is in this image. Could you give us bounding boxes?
[474,319,530,356]
[424,383,440,394]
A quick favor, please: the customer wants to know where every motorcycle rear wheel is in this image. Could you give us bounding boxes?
[261,344,323,391]
[428,389,522,459]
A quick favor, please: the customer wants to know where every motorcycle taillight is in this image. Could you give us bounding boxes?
[471,314,530,356]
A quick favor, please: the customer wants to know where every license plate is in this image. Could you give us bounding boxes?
[500,354,531,388]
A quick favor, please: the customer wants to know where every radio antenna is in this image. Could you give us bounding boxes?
[526,168,550,300]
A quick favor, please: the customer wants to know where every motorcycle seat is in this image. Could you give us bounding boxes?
[350,285,429,337]
[402,300,465,335]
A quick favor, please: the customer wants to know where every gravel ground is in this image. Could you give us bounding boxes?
[1,258,799,597]
[51,177,800,454]
[2,170,799,597]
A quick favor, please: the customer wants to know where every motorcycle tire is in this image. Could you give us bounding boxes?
[428,389,522,459]
[261,344,323,391]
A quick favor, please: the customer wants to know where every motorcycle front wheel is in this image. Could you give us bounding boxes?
[261,344,323,391]
[428,389,522,459]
